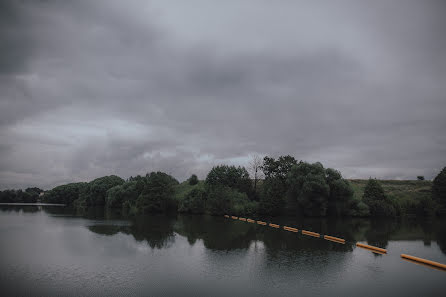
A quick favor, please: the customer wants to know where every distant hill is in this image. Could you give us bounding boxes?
[349,179,432,203]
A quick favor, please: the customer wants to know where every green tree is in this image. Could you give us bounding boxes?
[0,189,37,203]
[362,179,396,216]
[188,174,199,185]
[205,165,251,196]
[259,178,287,215]
[259,155,298,215]
[205,185,233,215]
[178,188,206,214]
[79,175,125,206]
[432,167,446,207]
[105,181,139,208]
[261,155,298,180]
[325,168,354,216]
[135,172,178,213]
[44,182,86,205]
[286,162,355,216]
[287,162,329,216]
[348,199,370,217]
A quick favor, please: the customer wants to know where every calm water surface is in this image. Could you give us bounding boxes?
[0,206,445,297]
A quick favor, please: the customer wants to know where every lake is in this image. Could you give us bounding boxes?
[0,205,445,296]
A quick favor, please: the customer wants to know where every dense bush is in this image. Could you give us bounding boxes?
[105,181,139,208]
[205,185,234,215]
[259,155,298,215]
[44,183,86,205]
[286,162,354,216]
[0,189,39,203]
[259,178,287,215]
[205,165,252,197]
[135,172,178,213]
[178,188,206,214]
[362,179,396,217]
[261,155,298,180]
[205,185,253,216]
[348,199,370,217]
[78,175,125,206]
[432,167,446,206]
[188,174,199,185]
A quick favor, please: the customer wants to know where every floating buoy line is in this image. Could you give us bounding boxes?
[223,214,445,271]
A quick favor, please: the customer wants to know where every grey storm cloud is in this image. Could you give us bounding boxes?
[0,0,445,189]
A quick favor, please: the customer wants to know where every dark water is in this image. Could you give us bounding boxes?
[1,206,445,297]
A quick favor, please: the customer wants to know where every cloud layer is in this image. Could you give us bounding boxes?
[1,0,445,189]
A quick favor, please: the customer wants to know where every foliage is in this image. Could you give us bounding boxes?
[291,169,329,216]
[432,167,446,206]
[205,185,253,216]
[328,178,354,215]
[258,178,287,215]
[178,188,206,214]
[261,155,298,180]
[205,165,252,196]
[173,180,204,201]
[78,175,125,206]
[0,189,38,203]
[135,172,178,213]
[44,183,86,205]
[362,179,396,217]
[25,187,43,199]
[258,155,298,215]
[417,176,425,181]
[188,174,199,185]
[204,185,233,215]
[348,199,370,217]
[287,162,354,216]
[105,181,139,208]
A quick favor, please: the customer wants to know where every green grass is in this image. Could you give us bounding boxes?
[349,179,432,202]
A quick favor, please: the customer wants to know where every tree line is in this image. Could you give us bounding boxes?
[2,156,446,217]
[0,187,43,203]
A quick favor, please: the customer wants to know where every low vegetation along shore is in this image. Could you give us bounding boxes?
[1,155,445,218]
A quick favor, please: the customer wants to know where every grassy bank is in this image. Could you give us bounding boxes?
[349,179,432,201]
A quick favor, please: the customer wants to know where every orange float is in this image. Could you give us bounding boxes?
[356,243,387,254]
[283,226,299,232]
[302,230,320,238]
[323,235,345,244]
[401,254,446,271]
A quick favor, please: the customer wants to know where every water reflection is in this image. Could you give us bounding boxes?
[174,215,257,250]
[88,215,176,249]
[1,205,446,256]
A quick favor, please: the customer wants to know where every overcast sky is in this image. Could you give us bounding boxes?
[1,0,445,190]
